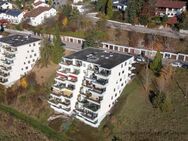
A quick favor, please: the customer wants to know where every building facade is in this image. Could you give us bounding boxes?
[24,6,57,26]
[0,34,41,86]
[48,48,135,127]
[155,0,186,17]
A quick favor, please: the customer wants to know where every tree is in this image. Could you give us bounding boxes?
[127,0,137,24]
[52,25,65,64]
[106,0,113,18]
[39,38,52,67]
[150,51,163,75]
[96,0,106,12]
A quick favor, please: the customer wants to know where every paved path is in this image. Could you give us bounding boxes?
[86,13,188,39]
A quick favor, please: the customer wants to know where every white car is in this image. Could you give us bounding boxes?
[171,61,183,67]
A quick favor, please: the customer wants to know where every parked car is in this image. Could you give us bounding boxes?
[135,55,146,62]
[171,61,183,67]
[182,64,188,69]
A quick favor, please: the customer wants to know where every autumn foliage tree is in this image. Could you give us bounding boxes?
[150,51,163,75]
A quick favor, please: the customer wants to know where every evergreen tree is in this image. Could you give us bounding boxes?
[127,0,137,24]
[150,51,163,74]
[52,25,64,64]
[96,0,106,12]
[106,0,113,18]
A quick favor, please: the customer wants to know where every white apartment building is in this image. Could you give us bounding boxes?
[155,0,186,17]
[0,1,12,10]
[24,6,57,26]
[0,34,41,87]
[48,48,135,127]
[0,9,24,24]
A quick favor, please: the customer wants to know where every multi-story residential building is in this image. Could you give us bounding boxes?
[0,9,24,24]
[24,6,57,26]
[48,48,135,127]
[0,34,41,86]
[155,0,186,17]
[0,1,12,10]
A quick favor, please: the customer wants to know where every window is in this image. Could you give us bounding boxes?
[121,64,123,68]
[27,51,29,53]
[110,45,113,50]
[29,44,31,47]
[111,96,113,100]
[24,62,26,65]
[31,50,34,52]
[122,70,124,74]
[34,53,36,56]
[33,59,35,62]
[116,81,118,84]
[83,63,86,67]
[30,55,32,58]
[115,93,117,97]
[21,68,23,71]
[119,72,120,76]
[33,43,35,46]
[120,78,122,82]
[109,104,111,108]
[25,66,28,70]
[114,88,116,92]
[124,62,127,66]
[121,83,123,86]
[25,57,27,59]
[28,61,30,64]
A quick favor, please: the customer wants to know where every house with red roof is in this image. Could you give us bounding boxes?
[155,0,186,17]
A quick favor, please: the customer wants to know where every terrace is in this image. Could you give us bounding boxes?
[76,108,98,121]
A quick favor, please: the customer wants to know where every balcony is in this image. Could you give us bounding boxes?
[93,78,108,86]
[0,71,10,78]
[0,65,12,71]
[90,87,106,95]
[61,60,73,66]
[55,76,67,82]
[57,69,71,74]
[51,89,73,99]
[95,69,111,78]
[84,102,100,112]
[49,98,70,107]
[73,61,82,67]
[71,69,80,75]
[0,78,8,83]
[4,47,17,53]
[4,53,16,59]
[80,92,102,104]
[53,83,66,90]
[76,108,98,121]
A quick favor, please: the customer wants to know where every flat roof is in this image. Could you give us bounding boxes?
[65,48,132,69]
[0,34,41,47]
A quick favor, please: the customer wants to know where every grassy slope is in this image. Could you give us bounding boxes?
[0,104,68,141]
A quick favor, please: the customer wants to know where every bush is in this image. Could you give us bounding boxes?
[151,91,172,112]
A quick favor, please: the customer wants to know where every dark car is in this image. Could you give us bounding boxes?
[182,64,188,69]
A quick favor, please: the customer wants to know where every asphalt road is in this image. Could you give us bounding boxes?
[86,13,188,39]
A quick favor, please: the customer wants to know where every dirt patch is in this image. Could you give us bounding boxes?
[32,50,75,85]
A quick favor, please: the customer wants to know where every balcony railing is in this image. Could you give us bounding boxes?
[61,60,73,66]
[0,65,12,71]
[95,69,111,77]
[4,53,16,59]
[0,78,8,83]
[76,107,98,121]
[5,47,17,53]
[0,72,10,77]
